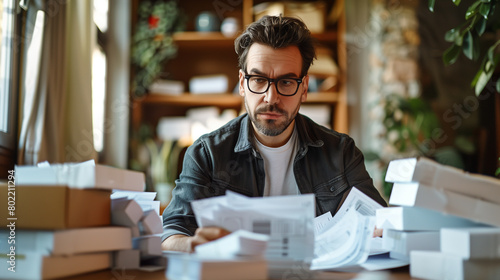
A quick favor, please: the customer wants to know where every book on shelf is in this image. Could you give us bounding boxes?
[0,185,110,229]
[165,253,268,280]
[0,252,111,280]
[15,160,145,192]
[189,74,229,94]
[382,229,440,261]
[0,227,132,256]
[376,206,484,231]
[385,157,500,205]
[148,79,184,95]
[388,182,500,227]
[440,227,500,259]
[410,250,500,280]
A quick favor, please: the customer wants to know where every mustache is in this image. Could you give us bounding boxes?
[255,105,287,115]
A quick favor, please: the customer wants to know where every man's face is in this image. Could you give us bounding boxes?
[239,43,308,139]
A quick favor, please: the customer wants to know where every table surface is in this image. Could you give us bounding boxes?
[60,266,416,280]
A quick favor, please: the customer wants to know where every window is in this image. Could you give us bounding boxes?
[92,0,108,153]
[0,0,19,177]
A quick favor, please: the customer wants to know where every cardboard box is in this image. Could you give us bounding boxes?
[0,252,111,279]
[15,160,145,191]
[385,157,500,205]
[0,227,132,256]
[376,206,483,231]
[440,227,500,259]
[410,250,500,280]
[389,182,500,227]
[0,185,110,229]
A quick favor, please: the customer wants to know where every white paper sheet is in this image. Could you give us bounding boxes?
[191,191,315,261]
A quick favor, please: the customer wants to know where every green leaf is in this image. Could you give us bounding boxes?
[479,3,491,18]
[496,78,500,93]
[462,31,475,60]
[475,68,494,95]
[487,39,500,61]
[443,44,461,65]
[465,2,481,19]
[453,0,462,5]
[445,28,459,42]
[428,0,435,12]
[475,17,487,35]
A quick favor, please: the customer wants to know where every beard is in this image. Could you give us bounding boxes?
[246,102,300,136]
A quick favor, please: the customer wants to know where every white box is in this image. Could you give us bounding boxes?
[113,249,140,269]
[111,198,144,227]
[388,182,500,227]
[441,227,500,259]
[385,157,500,205]
[376,206,483,231]
[140,209,163,235]
[410,250,500,280]
[382,229,440,261]
[133,235,162,258]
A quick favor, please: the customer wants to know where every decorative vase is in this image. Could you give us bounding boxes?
[195,11,219,32]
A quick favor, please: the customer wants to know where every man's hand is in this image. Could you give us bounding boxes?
[161,227,231,252]
[373,226,383,238]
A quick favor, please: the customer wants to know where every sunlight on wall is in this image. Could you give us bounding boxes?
[92,47,106,152]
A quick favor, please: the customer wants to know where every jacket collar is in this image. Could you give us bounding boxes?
[234,113,324,154]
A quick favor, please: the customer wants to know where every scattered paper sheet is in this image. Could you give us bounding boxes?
[191,191,315,261]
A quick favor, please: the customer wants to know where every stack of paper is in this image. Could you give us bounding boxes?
[380,157,500,279]
[191,190,316,261]
[0,160,147,279]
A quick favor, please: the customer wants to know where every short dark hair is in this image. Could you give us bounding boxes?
[234,15,316,77]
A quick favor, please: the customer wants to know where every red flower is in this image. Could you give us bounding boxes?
[148,16,160,29]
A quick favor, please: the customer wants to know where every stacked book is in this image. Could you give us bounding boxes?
[377,157,500,279]
[0,160,147,279]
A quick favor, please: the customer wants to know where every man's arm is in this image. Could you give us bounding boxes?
[161,227,231,252]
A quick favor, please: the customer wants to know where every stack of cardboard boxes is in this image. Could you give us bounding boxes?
[0,160,163,279]
[377,157,500,279]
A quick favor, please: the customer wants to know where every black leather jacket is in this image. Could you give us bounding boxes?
[161,113,387,242]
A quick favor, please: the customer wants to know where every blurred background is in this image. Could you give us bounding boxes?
[1,0,499,210]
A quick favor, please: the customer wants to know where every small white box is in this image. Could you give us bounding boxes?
[113,249,141,269]
[440,227,500,259]
[410,250,500,280]
[133,235,162,258]
[140,209,163,235]
[382,229,440,261]
[111,198,143,227]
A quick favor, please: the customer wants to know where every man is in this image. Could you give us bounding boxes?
[161,15,386,252]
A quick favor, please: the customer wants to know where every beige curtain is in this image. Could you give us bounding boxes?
[18,0,97,165]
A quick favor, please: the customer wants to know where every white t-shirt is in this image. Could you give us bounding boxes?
[254,127,299,196]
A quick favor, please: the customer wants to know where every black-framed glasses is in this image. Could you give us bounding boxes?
[244,74,303,96]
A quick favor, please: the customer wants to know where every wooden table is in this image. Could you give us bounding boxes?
[61,266,415,280]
